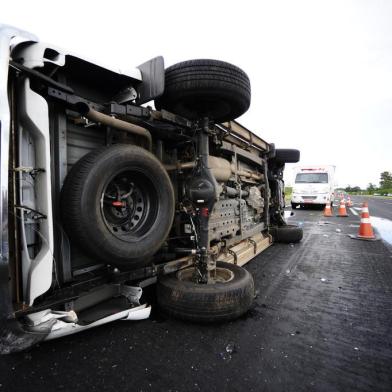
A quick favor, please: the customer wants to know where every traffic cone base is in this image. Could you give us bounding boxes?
[349,233,378,241]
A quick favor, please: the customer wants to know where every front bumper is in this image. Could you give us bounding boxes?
[291,193,331,204]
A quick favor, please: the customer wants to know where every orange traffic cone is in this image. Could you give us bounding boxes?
[356,202,375,239]
[323,201,333,217]
[337,198,348,217]
[346,196,353,207]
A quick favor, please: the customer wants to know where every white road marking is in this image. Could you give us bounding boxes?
[353,207,362,211]
[350,208,359,216]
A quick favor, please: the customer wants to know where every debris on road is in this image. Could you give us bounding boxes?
[226,343,236,354]
[318,221,333,225]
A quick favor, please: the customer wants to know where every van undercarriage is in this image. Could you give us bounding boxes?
[0,24,301,353]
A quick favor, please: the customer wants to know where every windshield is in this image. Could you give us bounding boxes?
[295,173,329,183]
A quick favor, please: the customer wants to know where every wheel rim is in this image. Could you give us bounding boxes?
[101,169,158,241]
[177,267,235,284]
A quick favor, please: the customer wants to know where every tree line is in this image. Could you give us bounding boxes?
[344,171,392,194]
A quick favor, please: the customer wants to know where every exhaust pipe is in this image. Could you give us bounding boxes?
[76,102,152,150]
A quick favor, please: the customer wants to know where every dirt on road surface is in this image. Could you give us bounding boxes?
[0,206,391,392]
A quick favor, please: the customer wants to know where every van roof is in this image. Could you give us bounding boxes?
[293,165,335,172]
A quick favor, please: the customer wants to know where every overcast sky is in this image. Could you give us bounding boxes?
[2,0,391,188]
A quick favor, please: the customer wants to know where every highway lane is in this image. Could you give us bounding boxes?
[348,195,392,247]
[350,195,392,220]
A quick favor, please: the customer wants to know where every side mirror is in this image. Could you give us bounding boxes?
[136,56,165,105]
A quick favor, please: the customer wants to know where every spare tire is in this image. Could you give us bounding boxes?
[157,262,255,322]
[61,144,175,268]
[155,59,251,122]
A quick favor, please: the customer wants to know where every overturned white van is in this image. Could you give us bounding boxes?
[0,24,303,353]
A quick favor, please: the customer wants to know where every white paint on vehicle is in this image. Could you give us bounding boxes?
[19,78,54,305]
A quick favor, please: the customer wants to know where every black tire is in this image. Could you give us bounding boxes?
[269,224,303,243]
[157,262,254,322]
[274,149,300,163]
[155,59,251,122]
[291,202,298,209]
[61,144,175,268]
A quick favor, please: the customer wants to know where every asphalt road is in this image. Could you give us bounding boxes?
[0,207,391,392]
[349,195,392,220]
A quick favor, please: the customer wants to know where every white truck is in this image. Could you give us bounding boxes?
[291,166,335,209]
